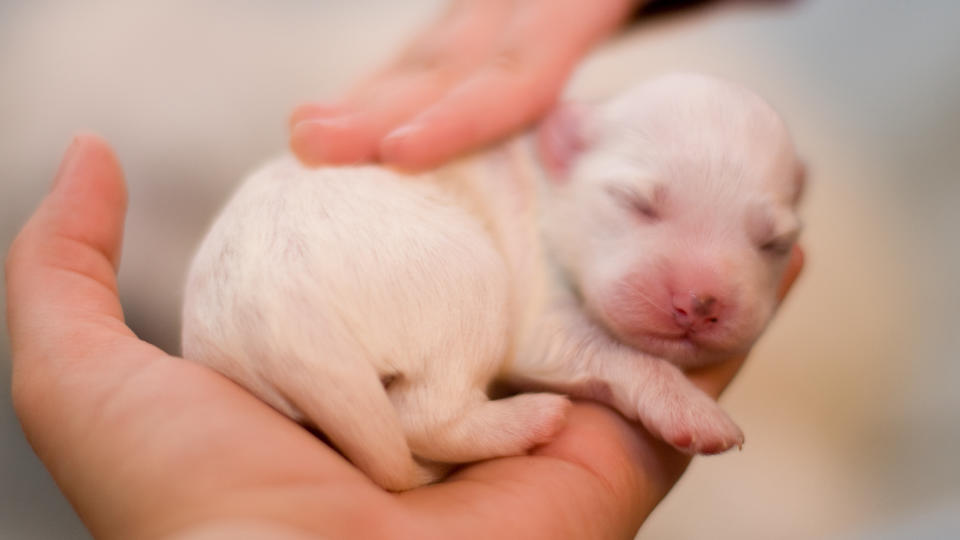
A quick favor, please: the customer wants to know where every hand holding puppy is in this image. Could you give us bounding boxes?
[6,133,801,540]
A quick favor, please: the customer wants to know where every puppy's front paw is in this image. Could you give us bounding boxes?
[512,392,572,448]
[640,388,744,455]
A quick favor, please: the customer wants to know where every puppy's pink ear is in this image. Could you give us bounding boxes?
[536,103,591,182]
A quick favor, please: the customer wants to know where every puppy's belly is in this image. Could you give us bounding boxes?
[182,157,511,416]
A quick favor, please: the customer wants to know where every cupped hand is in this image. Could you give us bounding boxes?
[289,0,638,170]
[6,136,802,539]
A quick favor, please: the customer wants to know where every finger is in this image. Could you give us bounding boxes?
[377,0,635,170]
[289,0,499,131]
[288,103,342,130]
[289,0,509,166]
[290,71,452,165]
[376,43,571,170]
[5,133,148,456]
[400,403,682,538]
[6,134,132,364]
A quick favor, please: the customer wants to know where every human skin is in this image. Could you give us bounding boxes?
[289,0,794,171]
[289,0,641,170]
[6,135,802,538]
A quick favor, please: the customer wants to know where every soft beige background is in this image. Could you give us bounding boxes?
[1,1,957,538]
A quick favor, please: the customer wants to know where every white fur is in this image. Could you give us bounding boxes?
[182,73,802,491]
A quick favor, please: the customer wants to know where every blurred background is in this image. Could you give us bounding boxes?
[1,0,957,538]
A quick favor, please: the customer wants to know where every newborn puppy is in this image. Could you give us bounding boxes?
[182,73,804,491]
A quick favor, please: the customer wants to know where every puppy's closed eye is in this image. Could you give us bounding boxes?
[605,184,660,221]
[759,229,800,257]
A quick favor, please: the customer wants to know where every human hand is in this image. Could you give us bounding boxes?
[6,135,802,539]
[289,0,639,170]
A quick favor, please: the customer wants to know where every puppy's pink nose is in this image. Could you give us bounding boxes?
[672,293,720,330]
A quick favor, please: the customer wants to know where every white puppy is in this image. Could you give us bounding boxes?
[182,73,804,491]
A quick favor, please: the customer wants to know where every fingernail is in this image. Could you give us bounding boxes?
[380,123,421,162]
[289,103,342,130]
[291,118,374,166]
[293,116,352,132]
[51,135,86,192]
[291,119,347,165]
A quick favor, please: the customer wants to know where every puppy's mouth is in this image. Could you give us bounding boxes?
[626,328,734,367]
[631,329,701,352]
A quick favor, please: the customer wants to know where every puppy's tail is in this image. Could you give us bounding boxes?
[282,349,434,492]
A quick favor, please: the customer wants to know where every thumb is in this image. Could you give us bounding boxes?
[6,133,128,330]
[28,133,126,269]
[6,133,132,389]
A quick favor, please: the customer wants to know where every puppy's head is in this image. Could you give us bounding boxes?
[538,73,803,367]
